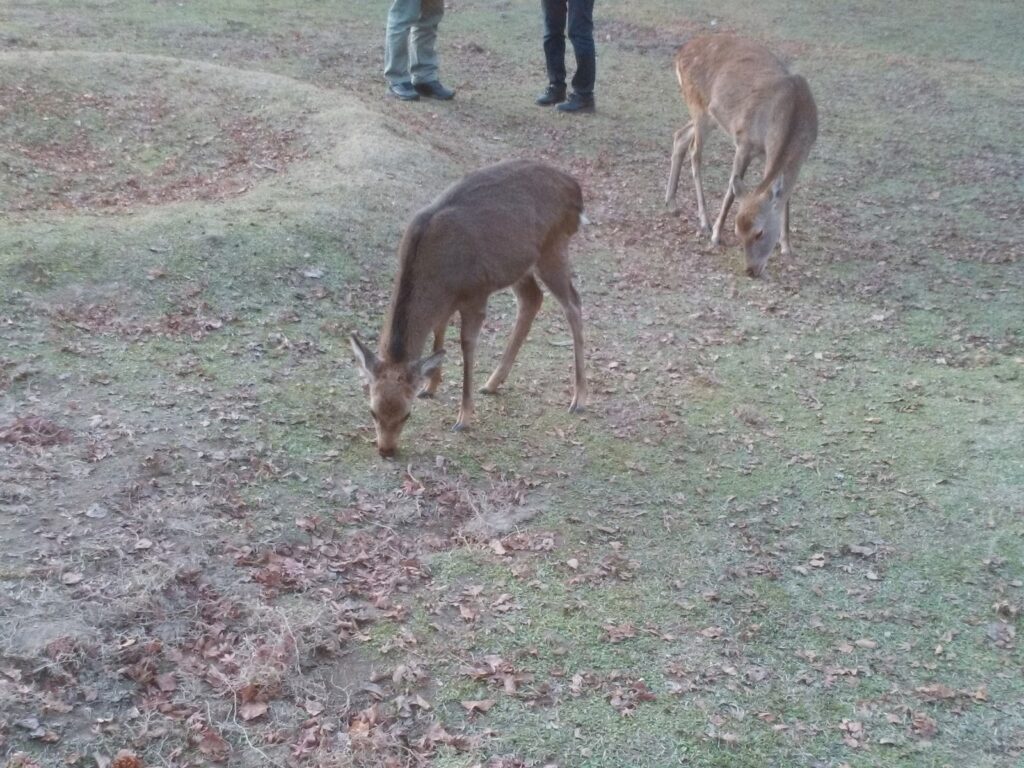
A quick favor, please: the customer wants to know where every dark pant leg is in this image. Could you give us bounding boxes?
[567,0,595,94]
[541,0,567,86]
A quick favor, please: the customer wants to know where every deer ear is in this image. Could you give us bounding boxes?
[350,333,380,379]
[770,174,785,201]
[409,349,445,381]
[731,178,746,198]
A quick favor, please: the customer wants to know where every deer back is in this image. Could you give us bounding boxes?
[382,160,583,363]
[676,35,817,192]
[675,35,788,122]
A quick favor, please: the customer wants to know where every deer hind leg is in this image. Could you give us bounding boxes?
[418,315,451,398]
[665,121,695,209]
[537,245,587,414]
[779,198,793,256]
[481,274,544,395]
[711,145,753,246]
[453,303,486,431]
[689,116,712,233]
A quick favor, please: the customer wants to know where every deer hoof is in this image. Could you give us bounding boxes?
[478,385,499,395]
[568,402,586,414]
[451,422,469,433]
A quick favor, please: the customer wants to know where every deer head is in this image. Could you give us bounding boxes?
[733,176,784,278]
[350,334,444,458]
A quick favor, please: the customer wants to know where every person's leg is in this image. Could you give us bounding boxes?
[542,0,568,88]
[566,0,595,95]
[384,0,419,86]
[410,0,444,85]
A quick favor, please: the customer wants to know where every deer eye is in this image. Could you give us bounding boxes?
[754,230,764,241]
[370,409,380,422]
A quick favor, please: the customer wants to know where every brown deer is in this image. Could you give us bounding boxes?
[350,159,587,457]
[665,34,818,277]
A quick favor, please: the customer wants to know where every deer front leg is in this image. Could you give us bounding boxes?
[689,119,711,234]
[711,145,752,246]
[453,304,486,432]
[418,316,450,398]
[779,197,793,256]
[665,122,695,210]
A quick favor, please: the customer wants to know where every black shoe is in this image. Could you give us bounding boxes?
[387,82,419,101]
[557,92,595,113]
[414,80,455,100]
[535,84,567,106]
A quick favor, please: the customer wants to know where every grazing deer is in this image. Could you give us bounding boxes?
[350,159,587,457]
[665,34,818,277]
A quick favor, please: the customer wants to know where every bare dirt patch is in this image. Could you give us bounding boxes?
[0,383,548,766]
[0,53,310,213]
[0,415,72,447]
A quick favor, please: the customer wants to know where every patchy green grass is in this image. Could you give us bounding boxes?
[1,1,1022,767]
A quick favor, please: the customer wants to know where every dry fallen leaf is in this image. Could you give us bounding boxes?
[985,621,1015,647]
[603,623,638,643]
[61,572,84,586]
[197,727,230,761]
[111,750,143,768]
[154,672,176,692]
[911,711,938,739]
[915,683,956,701]
[847,543,876,557]
[85,504,109,519]
[460,699,495,714]
[304,699,324,716]
[840,718,864,748]
[239,701,268,721]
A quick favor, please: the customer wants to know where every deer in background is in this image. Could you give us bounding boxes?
[350,159,587,458]
[665,34,818,277]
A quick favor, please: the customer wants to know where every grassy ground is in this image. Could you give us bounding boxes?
[1,1,1022,766]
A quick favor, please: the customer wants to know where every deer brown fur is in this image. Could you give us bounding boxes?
[351,159,587,457]
[665,34,818,277]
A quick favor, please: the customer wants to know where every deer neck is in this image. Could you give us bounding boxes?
[381,282,438,365]
[757,84,810,200]
[759,138,800,202]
